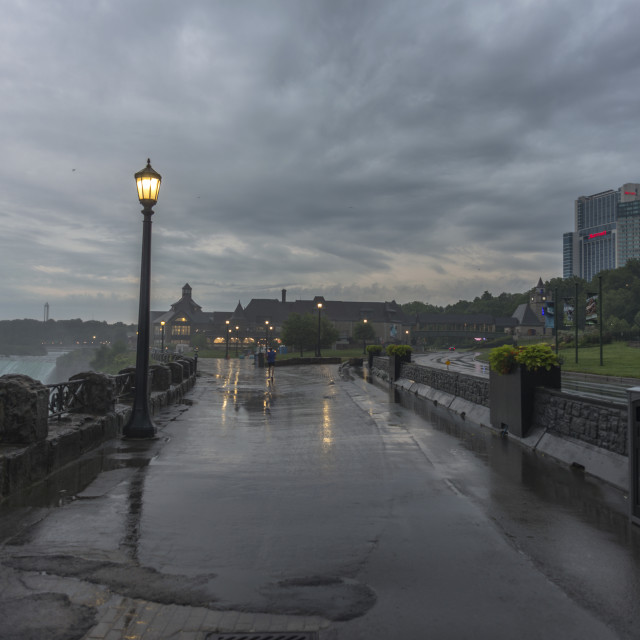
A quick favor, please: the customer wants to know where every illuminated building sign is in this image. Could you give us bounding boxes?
[588,231,607,239]
[625,191,637,195]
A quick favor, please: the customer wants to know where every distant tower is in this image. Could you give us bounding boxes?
[44,302,49,322]
[529,278,546,323]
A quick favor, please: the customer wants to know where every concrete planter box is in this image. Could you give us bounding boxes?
[490,365,560,438]
[388,354,411,382]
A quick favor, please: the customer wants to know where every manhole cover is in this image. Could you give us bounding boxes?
[208,634,317,640]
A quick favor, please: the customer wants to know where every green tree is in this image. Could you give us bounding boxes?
[281,313,317,356]
[319,316,339,351]
[607,316,632,341]
[353,321,376,353]
[401,301,443,316]
[282,313,339,355]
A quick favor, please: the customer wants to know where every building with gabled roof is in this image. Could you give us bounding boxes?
[151,283,216,347]
[242,289,412,345]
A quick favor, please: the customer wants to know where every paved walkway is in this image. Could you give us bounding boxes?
[1,357,634,639]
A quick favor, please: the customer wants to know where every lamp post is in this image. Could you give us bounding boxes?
[160,321,165,352]
[362,318,368,354]
[124,159,161,439]
[265,320,269,349]
[405,329,410,345]
[225,320,230,359]
[235,325,240,357]
[316,302,323,357]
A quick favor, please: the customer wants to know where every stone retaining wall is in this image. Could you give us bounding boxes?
[369,357,629,458]
[532,388,628,456]
[0,373,196,500]
[399,362,490,407]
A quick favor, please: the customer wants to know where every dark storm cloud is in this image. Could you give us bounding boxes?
[1,0,639,321]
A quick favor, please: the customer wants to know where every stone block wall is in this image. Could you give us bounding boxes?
[0,375,49,444]
[532,388,628,456]
[368,358,629,460]
[400,362,490,407]
[371,356,390,380]
[0,372,196,500]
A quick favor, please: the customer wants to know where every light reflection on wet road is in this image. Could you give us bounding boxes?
[1,358,639,638]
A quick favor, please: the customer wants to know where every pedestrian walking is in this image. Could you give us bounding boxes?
[267,347,276,379]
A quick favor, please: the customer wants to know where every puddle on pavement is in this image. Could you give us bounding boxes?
[218,383,276,415]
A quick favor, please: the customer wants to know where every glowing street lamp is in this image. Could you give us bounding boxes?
[124,159,162,439]
[362,318,368,354]
[316,301,323,357]
[225,319,230,359]
[235,325,240,357]
[160,321,165,352]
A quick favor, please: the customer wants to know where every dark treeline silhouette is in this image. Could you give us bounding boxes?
[402,259,640,334]
[0,319,135,355]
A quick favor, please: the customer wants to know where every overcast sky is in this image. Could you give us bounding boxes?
[1,0,638,323]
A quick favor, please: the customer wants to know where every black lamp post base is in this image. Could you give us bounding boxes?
[123,413,157,439]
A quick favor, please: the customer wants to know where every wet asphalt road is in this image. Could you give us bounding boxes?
[2,358,640,639]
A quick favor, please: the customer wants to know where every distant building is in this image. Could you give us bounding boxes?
[151,283,216,347]
[617,197,640,268]
[151,286,412,349]
[563,183,640,280]
[511,278,547,337]
[242,289,412,346]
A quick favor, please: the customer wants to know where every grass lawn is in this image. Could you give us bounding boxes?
[558,341,640,378]
[475,341,639,378]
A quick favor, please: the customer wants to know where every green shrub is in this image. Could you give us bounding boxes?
[366,345,383,355]
[516,343,559,372]
[489,343,559,375]
[385,344,412,358]
[488,344,520,374]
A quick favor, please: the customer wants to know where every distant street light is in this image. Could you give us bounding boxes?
[316,302,323,357]
[160,321,165,352]
[265,320,269,349]
[235,325,240,357]
[405,329,410,345]
[225,320,230,359]
[362,318,368,354]
[124,159,162,439]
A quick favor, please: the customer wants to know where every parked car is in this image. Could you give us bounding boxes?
[448,346,456,351]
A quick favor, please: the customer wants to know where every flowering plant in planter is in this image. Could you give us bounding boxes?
[366,345,383,356]
[489,343,558,375]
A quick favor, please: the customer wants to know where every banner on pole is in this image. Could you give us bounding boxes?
[586,293,598,325]
[544,301,555,329]
[563,299,574,326]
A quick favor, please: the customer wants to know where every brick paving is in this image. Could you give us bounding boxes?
[83,594,328,639]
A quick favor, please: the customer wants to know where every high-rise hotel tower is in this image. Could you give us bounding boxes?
[563,183,640,281]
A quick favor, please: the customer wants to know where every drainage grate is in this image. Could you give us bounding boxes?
[207,634,318,640]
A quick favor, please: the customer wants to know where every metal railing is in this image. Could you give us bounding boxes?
[46,371,135,420]
[45,350,196,419]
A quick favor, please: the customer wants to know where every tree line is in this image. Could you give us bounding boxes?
[0,319,135,355]
[401,259,640,338]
